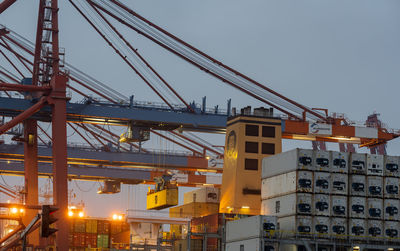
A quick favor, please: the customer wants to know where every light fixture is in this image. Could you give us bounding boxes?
[78,211,84,218]
[241,206,250,209]
[68,211,74,217]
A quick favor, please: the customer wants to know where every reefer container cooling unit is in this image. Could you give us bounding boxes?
[330,196,347,217]
[367,154,384,176]
[367,198,383,220]
[383,199,399,221]
[331,217,347,238]
[313,194,330,216]
[314,150,330,172]
[330,173,347,195]
[367,220,384,239]
[349,175,367,197]
[384,177,400,199]
[350,153,367,174]
[367,176,383,198]
[349,197,366,219]
[261,193,312,217]
[384,221,399,239]
[277,215,313,238]
[313,172,330,194]
[384,156,399,177]
[331,151,348,173]
[349,219,367,240]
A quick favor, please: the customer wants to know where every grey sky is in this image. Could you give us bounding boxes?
[1,0,400,216]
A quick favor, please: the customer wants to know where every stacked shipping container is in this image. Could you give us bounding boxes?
[261,148,400,242]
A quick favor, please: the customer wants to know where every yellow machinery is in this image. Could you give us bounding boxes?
[147,176,178,210]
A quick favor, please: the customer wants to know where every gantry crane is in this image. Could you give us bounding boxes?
[0,0,398,249]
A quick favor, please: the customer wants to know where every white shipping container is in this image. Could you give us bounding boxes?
[367,220,383,239]
[261,193,312,217]
[313,172,330,194]
[349,196,366,219]
[331,195,347,217]
[367,198,383,220]
[313,194,330,216]
[331,173,348,195]
[262,149,314,179]
[331,151,348,173]
[278,215,313,238]
[349,219,367,240]
[350,153,367,174]
[225,238,277,251]
[226,215,277,242]
[384,199,399,221]
[183,187,220,204]
[367,154,384,176]
[313,216,330,238]
[314,150,330,172]
[367,176,383,197]
[349,175,366,197]
[384,156,399,177]
[384,221,399,239]
[384,177,399,199]
[331,217,347,238]
[261,171,313,200]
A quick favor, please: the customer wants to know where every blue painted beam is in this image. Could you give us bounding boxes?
[0,97,227,133]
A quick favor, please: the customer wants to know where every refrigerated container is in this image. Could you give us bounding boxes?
[331,217,347,239]
[331,195,347,217]
[261,193,312,217]
[225,238,276,251]
[384,221,399,239]
[367,220,383,239]
[314,150,330,172]
[183,187,220,204]
[367,176,383,197]
[331,173,347,195]
[367,198,383,220]
[331,151,348,173]
[313,216,330,238]
[313,194,330,216]
[350,153,367,174]
[384,199,399,221]
[313,172,330,194]
[367,154,384,176]
[278,215,313,238]
[384,156,399,177]
[261,170,313,199]
[349,175,366,197]
[225,215,277,242]
[262,149,314,179]
[384,177,400,199]
[349,219,367,240]
[349,196,366,219]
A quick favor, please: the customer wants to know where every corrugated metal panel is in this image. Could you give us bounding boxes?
[146,188,178,210]
[225,238,261,251]
[278,215,313,239]
[226,215,277,242]
[183,187,220,204]
[261,193,312,217]
[355,127,378,139]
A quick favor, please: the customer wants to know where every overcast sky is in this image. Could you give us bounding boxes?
[1,0,400,217]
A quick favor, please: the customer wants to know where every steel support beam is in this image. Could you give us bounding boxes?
[0,0,17,14]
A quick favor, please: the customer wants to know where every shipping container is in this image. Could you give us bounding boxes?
[349,175,366,197]
[278,215,313,238]
[183,187,220,204]
[330,195,347,217]
[384,177,400,199]
[226,215,277,242]
[111,221,122,235]
[384,221,399,239]
[313,172,330,194]
[97,234,109,248]
[73,233,86,247]
[349,196,366,219]
[367,198,383,220]
[191,213,221,233]
[384,156,399,177]
[261,193,312,217]
[367,176,383,197]
[384,199,399,221]
[314,150,330,172]
[74,219,86,233]
[170,224,185,238]
[330,173,347,195]
[85,233,97,248]
[97,220,110,235]
[85,219,97,234]
[350,153,367,174]
[261,170,313,199]
[349,218,367,240]
[367,220,383,239]
[313,216,330,238]
[330,151,348,173]
[331,217,347,239]
[174,239,202,251]
[262,149,314,179]
[146,188,178,210]
[313,194,330,216]
[169,202,219,218]
[225,238,276,251]
[367,154,384,176]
